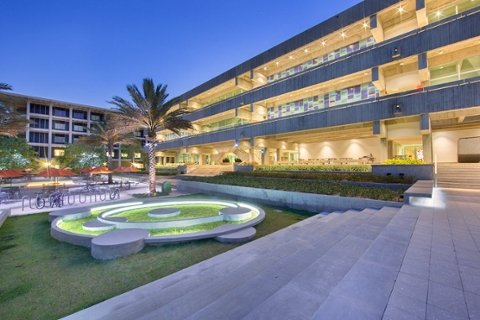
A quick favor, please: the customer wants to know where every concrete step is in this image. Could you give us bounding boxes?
[312,205,419,319]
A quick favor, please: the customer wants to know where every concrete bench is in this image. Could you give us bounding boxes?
[91,228,150,260]
[404,180,434,204]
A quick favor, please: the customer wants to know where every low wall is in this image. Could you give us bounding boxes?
[51,218,94,248]
[371,164,434,180]
[0,208,11,228]
[177,181,402,212]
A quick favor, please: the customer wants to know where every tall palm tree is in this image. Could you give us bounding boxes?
[76,114,140,183]
[0,82,30,137]
[0,83,13,91]
[109,78,192,194]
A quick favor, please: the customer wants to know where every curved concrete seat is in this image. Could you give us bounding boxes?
[103,217,128,222]
[91,229,149,260]
[219,207,251,221]
[215,227,256,243]
[83,220,115,231]
[48,207,91,223]
[148,207,180,218]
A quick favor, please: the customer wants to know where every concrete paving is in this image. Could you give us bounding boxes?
[60,187,480,320]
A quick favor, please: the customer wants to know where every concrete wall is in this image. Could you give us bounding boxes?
[433,128,480,163]
[299,138,380,160]
[0,208,11,229]
[177,181,402,213]
[371,164,434,180]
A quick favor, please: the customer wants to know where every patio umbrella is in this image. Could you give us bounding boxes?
[8,169,28,175]
[36,168,77,184]
[0,170,26,178]
[88,166,113,174]
[112,166,140,184]
[79,167,94,173]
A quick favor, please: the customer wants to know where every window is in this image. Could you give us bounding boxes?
[72,123,86,132]
[91,113,103,121]
[52,134,68,144]
[30,118,49,129]
[134,153,142,159]
[53,149,65,157]
[32,146,47,158]
[72,135,81,143]
[29,103,49,115]
[72,110,87,119]
[53,107,69,117]
[53,121,68,131]
[29,132,48,143]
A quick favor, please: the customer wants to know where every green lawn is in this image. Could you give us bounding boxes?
[0,197,315,319]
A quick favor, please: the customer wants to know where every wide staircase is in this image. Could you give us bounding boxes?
[436,162,480,189]
[71,204,421,319]
[183,165,233,176]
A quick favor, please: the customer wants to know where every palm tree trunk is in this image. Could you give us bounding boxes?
[107,145,113,184]
[148,141,156,193]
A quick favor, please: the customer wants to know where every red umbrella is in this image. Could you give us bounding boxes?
[0,170,25,178]
[8,169,28,175]
[112,166,141,184]
[79,167,94,173]
[88,166,113,174]
[36,168,77,177]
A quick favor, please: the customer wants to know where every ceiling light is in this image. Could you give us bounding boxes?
[398,7,404,13]
[400,62,404,66]
[439,51,443,54]
[440,66,443,69]
[321,41,326,46]
[304,49,309,53]
[436,10,441,16]
[276,61,279,65]
[362,22,368,28]
[289,56,293,59]
[340,32,346,38]
[264,67,267,70]
[364,72,368,75]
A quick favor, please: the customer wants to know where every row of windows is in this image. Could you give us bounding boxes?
[29,104,105,122]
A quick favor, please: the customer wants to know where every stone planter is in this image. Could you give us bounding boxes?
[177,165,189,174]
[234,165,254,172]
[371,164,434,180]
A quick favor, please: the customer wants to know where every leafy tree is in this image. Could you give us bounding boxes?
[119,141,144,166]
[0,82,30,137]
[75,114,139,183]
[55,143,107,170]
[109,78,192,193]
[0,136,39,170]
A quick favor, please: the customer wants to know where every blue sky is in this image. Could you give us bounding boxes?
[2,0,361,109]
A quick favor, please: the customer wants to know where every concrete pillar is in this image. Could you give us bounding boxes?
[416,0,427,27]
[422,134,433,163]
[370,14,384,43]
[264,148,271,165]
[379,138,388,163]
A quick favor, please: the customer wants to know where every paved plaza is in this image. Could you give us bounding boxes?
[58,187,480,320]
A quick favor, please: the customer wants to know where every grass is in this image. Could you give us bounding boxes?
[0,196,314,320]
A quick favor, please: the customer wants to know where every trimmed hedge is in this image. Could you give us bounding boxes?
[186,176,405,202]
[221,171,415,184]
[256,165,371,172]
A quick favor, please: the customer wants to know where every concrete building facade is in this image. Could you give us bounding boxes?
[0,92,146,168]
[154,0,480,166]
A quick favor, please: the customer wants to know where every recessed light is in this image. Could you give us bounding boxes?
[276,61,279,65]
[304,49,309,53]
[289,56,293,59]
[362,22,368,28]
[264,67,267,70]
[321,41,326,46]
[400,62,404,66]
[439,51,443,54]
[364,72,368,75]
[340,32,346,38]
[341,80,345,82]
[436,11,441,16]
[440,66,443,69]
[398,7,404,13]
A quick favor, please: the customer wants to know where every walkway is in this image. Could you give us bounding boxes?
[63,187,480,320]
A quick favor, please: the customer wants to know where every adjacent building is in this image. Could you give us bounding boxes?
[0,92,146,168]
[154,0,480,166]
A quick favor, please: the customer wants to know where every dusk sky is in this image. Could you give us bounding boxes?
[2,0,361,109]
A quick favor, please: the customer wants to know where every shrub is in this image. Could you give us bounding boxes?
[255,165,371,172]
[382,158,426,165]
[236,161,259,166]
[222,158,230,163]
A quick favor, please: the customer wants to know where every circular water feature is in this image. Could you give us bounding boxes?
[50,199,265,260]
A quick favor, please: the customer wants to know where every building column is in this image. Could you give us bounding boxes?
[416,0,427,27]
[380,138,388,163]
[420,113,432,163]
[370,14,384,43]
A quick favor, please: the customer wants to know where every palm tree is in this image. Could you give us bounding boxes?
[0,82,30,137]
[0,83,13,91]
[76,115,140,183]
[109,78,192,194]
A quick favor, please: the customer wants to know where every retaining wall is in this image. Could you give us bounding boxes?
[177,181,402,212]
[0,208,11,228]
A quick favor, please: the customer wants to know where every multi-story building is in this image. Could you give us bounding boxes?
[0,92,146,168]
[154,0,480,166]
